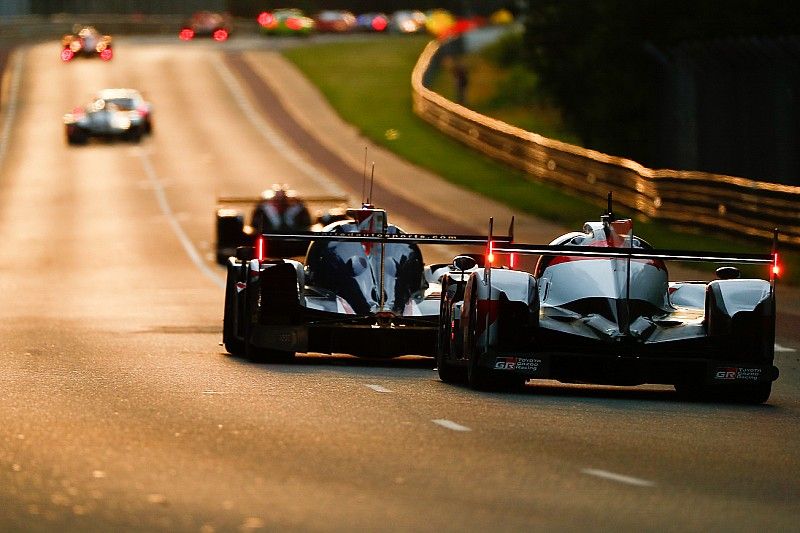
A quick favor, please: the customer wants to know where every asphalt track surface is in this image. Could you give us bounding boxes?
[0,36,798,532]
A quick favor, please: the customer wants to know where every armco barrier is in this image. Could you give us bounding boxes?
[411,39,800,247]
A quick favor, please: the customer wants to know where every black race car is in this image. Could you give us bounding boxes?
[222,203,510,362]
[215,185,347,264]
[179,11,233,41]
[61,25,112,61]
[437,201,780,404]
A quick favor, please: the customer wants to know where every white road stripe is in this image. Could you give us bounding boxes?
[0,49,24,168]
[137,150,226,289]
[432,419,471,432]
[581,468,655,487]
[365,384,393,393]
[775,343,797,353]
[210,54,346,197]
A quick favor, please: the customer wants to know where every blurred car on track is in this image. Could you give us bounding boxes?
[257,9,315,36]
[93,88,153,134]
[215,184,348,264]
[436,198,780,403]
[61,25,112,61]
[64,90,151,145]
[221,202,508,362]
[388,10,427,34]
[179,11,232,41]
[313,10,357,33]
[355,13,389,32]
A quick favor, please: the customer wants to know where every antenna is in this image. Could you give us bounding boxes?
[606,192,614,220]
[362,146,368,203]
[368,163,375,205]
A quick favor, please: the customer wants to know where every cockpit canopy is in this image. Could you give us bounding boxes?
[305,208,426,315]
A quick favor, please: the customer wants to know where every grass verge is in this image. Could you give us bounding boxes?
[282,35,796,283]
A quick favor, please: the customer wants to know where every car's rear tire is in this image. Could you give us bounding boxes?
[674,381,772,404]
[222,268,245,356]
[436,300,466,384]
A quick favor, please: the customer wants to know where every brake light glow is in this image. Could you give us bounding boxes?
[286,18,303,31]
[256,236,265,261]
[487,240,495,265]
[772,253,781,278]
[257,12,274,27]
[371,16,388,31]
[179,28,194,40]
[99,48,113,61]
[509,253,517,269]
[213,29,229,41]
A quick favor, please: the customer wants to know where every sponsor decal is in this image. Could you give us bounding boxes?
[494,357,543,372]
[236,282,246,293]
[714,366,762,381]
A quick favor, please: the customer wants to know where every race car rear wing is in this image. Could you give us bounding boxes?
[492,227,780,285]
[216,194,349,205]
[256,229,512,247]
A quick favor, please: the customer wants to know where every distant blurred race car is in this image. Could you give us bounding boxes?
[215,185,348,264]
[436,199,781,403]
[388,10,427,34]
[179,11,232,41]
[64,91,150,144]
[221,202,508,362]
[355,13,389,32]
[257,9,315,36]
[313,10,357,33]
[61,25,113,61]
[93,88,153,134]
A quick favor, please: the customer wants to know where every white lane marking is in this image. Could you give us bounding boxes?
[137,150,225,289]
[365,384,393,393]
[0,49,24,167]
[210,54,346,197]
[581,468,656,487]
[775,343,797,353]
[432,419,471,432]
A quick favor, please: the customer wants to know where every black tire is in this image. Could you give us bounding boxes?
[465,292,495,390]
[674,382,772,404]
[67,131,87,145]
[127,128,142,143]
[222,268,245,356]
[436,286,466,383]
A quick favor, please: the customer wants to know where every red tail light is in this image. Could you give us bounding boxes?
[487,240,495,265]
[509,253,517,269]
[371,16,388,31]
[213,29,229,41]
[179,28,194,40]
[772,253,781,278]
[61,49,75,62]
[257,12,274,27]
[99,48,113,61]
[256,236,265,261]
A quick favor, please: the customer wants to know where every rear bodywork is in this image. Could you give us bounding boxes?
[64,95,145,145]
[61,26,112,61]
[438,213,779,403]
[222,205,505,361]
